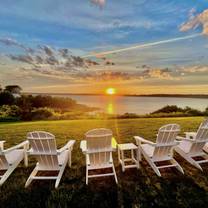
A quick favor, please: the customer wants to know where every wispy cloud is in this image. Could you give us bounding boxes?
[9,54,34,64]
[1,36,177,81]
[2,35,207,84]
[180,9,208,35]
[179,65,208,73]
[0,37,34,53]
[83,33,201,58]
[91,0,106,8]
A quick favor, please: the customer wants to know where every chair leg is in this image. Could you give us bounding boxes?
[0,165,17,185]
[149,160,161,176]
[175,147,203,171]
[55,165,65,188]
[136,148,140,169]
[121,150,125,172]
[138,146,142,162]
[24,142,29,167]
[68,150,71,167]
[0,156,23,186]
[24,151,28,167]
[55,154,68,188]
[86,166,88,185]
[112,164,118,184]
[171,158,184,174]
[190,159,203,171]
[142,151,161,176]
[25,166,38,188]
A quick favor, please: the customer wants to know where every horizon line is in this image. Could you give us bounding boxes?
[23,92,208,97]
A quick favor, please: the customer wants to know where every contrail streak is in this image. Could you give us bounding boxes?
[83,33,201,58]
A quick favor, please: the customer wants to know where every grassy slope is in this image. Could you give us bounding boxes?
[0,117,208,208]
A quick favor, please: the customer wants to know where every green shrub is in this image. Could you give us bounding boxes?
[204,107,208,116]
[151,105,184,114]
[151,105,205,116]
[31,107,55,120]
[0,105,21,118]
[58,111,87,120]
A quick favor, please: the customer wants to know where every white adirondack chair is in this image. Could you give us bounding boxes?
[134,124,183,176]
[175,119,208,170]
[80,128,118,185]
[25,131,75,188]
[0,140,29,185]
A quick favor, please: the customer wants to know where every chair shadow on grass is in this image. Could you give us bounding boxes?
[0,159,208,208]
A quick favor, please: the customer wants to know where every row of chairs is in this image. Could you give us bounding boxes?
[0,119,207,187]
[81,119,208,184]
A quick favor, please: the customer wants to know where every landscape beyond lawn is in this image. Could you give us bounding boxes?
[0,117,208,207]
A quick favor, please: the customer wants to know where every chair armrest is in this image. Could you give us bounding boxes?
[176,136,194,142]
[57,140,75,154]
[185,132,197,139]
[134,136,156,146]
[155,141,180,147]
[27,148,33,155]
[0,141,6,151]
[3,141,29,153]
[80,140,87,153]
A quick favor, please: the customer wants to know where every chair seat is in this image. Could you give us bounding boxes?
[141,144,173,161]
[141,144,154,157]
[5,149,24,164]
[178,140,192,153]
[203,143,208,153]
[37,150,68,170]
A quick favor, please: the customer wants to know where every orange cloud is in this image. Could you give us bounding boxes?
[180,9,208,35]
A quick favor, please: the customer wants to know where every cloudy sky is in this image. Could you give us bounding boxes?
[0,0,208,94]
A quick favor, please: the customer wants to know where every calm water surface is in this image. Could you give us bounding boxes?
[67,95,208,115]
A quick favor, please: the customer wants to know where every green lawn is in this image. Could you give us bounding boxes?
[0,117,208,208]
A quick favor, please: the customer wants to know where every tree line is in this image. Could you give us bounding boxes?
[0,85,98,121]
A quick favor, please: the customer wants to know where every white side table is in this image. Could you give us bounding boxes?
[117,143,139,172]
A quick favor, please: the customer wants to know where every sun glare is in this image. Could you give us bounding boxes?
[106,88,116,95]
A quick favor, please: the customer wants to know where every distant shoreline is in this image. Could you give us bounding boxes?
[23,92,208,99]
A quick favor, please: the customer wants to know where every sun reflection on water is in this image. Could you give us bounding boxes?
[107,102,114,114]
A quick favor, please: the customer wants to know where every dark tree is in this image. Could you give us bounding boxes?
[4,85,22,94]
[151,105,184,114]
[0,91,15,105]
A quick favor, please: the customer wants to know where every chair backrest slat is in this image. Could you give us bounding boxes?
[85,128,112,166]
[27,131,59,169]
[189,119,208,154]
[153,124,180,160]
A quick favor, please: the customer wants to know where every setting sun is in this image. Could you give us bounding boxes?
[106,88,116,95]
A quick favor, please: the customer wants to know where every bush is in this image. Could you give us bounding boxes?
[30,95,77,110]
[151,105,205,116]
[185,108,203,116]
[0,105,21,118]
[151,105,184,114]
[58,111,87,120]
[204,107,208,116]
[31,107,55,120]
